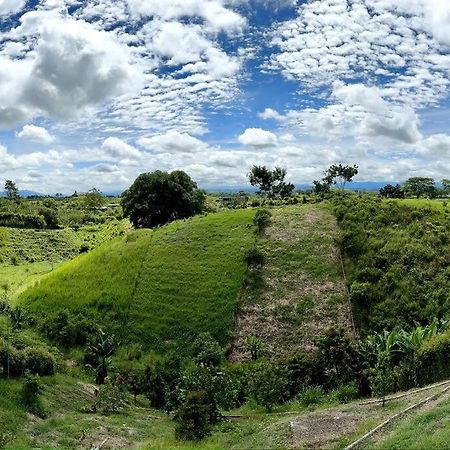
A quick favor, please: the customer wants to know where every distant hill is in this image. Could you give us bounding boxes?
[0,190,45,198]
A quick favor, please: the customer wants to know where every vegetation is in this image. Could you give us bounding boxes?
[248,166,295,199]
[121,171,206,228]
[19,209,255,352]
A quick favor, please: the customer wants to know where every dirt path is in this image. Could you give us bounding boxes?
[230,205,354,361]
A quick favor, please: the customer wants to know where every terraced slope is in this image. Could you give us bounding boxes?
[231,205,353,359]
[19,210,254,351]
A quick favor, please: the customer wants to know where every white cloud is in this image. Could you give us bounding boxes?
[101,137,141,158]
[0,0,25,16]
[0,10,143,127]
[17,124,55,144]
[138,131,210,154]
[126,0,246,34]
[238,128,278,147]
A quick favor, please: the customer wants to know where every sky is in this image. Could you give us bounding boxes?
[1,0,450,193]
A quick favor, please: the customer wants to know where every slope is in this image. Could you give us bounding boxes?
[231,204,353,359]
[18,209,255,351]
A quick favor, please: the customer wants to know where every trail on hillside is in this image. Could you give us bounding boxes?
[230,205,353,360]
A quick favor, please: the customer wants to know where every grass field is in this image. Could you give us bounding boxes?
[19,209,255,351]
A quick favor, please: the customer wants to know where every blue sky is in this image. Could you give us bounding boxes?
[1,0,450,193]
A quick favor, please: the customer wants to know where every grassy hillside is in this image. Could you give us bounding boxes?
[19,210,255,351]
[231,204,352,359]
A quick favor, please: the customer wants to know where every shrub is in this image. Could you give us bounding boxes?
[20,373,44,417]
[0,340,24,377]
[246,360,289,411]
[417,329,450,385]
[332,383,359,404]
[22,346,56,376]
[192,332,222,368]
[298,386,324,407]
[253,209,272,233]
[94,376,125,414]
[245,247,265,269]
[174,391,217,441]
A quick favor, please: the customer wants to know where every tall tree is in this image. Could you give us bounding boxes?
[404,177,437,199]
[323,164,359,190]
[121,171,206,228]
[248,166,295,199]
[4,180,20,201]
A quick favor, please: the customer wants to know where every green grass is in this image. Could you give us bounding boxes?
[19,210,255,351]
[370,397,450,449]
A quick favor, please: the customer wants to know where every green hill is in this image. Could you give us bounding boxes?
[19,209,255,351]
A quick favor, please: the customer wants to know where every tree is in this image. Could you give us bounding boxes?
[121,171,206,228]
[83,188,105,209]
[369,351,397,406]
[323,164,359,190]
[404,177,437,199]
[379,184,405,199]
[4,180,19,202]
[248,166,295,199]
[312,180,331,196]
[441,179,450,197]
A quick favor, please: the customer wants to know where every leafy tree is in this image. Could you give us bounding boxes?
[248,166,295,199]
[121,171,206,228]
[174,391,216,441]
[441,179,450,197]
[404,177,437,198]
[4,180,19,202]
[323,164,359,190]
[20,373,44,416]
[83,188,105,209]
[379,184,405,199]
[246,360,289,411]
[94,376,125,413]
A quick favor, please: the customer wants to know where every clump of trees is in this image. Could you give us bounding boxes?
[121,171,206,228]
[248,166,295,200]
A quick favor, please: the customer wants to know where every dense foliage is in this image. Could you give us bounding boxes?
[334,193,450,331]
[121,171,206,228]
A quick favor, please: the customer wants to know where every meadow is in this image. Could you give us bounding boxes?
[19,209,255,352]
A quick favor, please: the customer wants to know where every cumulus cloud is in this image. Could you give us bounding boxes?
[101,137,141,159]
[238,128,278,147]
[0,0,25,16]
[0,10,143,127]
[137,131,210,154]
[17,124,55,144]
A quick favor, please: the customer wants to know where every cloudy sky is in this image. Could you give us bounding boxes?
[1,0,450,193]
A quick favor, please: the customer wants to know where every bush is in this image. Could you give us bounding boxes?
[0,340,24,377]
[192,332,222,368]
[298,386,324,407]
[246,361,289,411]
[332,383,359,404]
[20,373,44,417]
[417,329,450,385]
[22,346,56,376]
[244,247,265,269]
[174,391,217,441]
[253,209,271,233]
[94,376,125,414]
